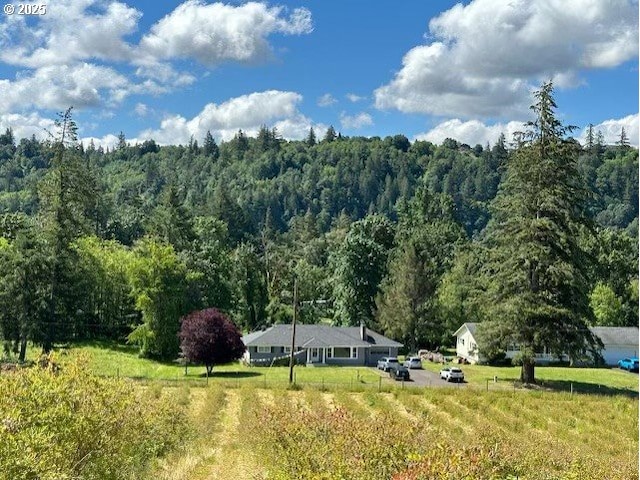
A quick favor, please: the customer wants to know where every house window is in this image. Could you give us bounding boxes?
[327,349,333,358]
[284,346,291,354]
[460,338,465,346]
[257,346,271,353]
[333,347,351,358]
[351,347,358,359]
[470,342,477,351]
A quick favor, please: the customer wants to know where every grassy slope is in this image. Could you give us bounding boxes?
[56,343,639,394]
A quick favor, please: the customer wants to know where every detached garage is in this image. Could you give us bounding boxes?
[591,327,639,365]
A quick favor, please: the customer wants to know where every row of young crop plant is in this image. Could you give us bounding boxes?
[218,386,638,480]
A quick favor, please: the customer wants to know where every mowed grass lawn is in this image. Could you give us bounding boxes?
[420,359,639,394]
[52,342,640,394]
[58,342,383,388]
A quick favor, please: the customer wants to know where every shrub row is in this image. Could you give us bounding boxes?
[0,356,190,480]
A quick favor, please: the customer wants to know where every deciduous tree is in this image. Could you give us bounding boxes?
[179,308,245,375]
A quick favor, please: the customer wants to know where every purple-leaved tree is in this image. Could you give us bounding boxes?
[179,308,245,375]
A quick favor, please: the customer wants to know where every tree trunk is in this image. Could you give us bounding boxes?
[18,336,27,363]
[520,359,536,384]
[206,364,214,376]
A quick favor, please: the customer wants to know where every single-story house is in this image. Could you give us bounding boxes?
[453,323,639,366]
[242,324,402,366]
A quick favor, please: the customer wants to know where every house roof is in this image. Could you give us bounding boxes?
[590,327,639,347]
[242,325,403,349]
[452,323,477,338]
[452,323,638,348]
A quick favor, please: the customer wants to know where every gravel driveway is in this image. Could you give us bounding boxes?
[377,366,468,388]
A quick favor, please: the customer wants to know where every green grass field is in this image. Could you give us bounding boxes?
[42,342,639,396]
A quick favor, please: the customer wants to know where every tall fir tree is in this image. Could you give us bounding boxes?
[478,82,599,383]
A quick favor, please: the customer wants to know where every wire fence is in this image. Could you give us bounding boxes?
[101,368,639,398]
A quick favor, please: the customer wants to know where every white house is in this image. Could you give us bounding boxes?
[590,327,639,365]
[453,323,639,365]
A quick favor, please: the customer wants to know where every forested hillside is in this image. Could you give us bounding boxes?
[0,101,636,362]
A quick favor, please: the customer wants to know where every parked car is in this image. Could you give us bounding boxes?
[617,357,639,372]
[404,356,422,369]
[389,364,410,381]
[377,357,399,372]
[440,366,465,382]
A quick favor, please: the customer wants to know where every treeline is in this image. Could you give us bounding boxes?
[0,96,636,362]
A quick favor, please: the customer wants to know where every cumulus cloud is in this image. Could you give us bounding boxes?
[0,63,130,113]
[375,0,638,118]
[416,119,526,146]
[317,93,337,107]
[340,112,373,130]
[0,0,312,115]
[80,134,121,150]
[0,112,56,140]
[134,90,322,144]
[139,1,312,66]
[0,0,141,68]
[579,114,639,147]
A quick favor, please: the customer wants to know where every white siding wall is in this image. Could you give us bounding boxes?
[602,345,638,365]
[456,329,479,363]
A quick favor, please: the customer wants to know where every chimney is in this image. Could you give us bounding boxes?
[360,323,366,341]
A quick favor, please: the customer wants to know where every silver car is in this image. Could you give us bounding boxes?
[404,356,422,369]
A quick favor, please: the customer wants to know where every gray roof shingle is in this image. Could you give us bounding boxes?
[454,323,638,348]
[242,325,402,348]
[590,327,639,346]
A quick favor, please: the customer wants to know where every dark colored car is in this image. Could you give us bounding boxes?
[389,364,410,381]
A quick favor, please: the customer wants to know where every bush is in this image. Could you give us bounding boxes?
[0,355,189,480]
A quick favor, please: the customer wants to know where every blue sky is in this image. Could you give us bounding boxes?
[0,0,637,147]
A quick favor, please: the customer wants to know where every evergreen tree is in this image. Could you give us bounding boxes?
[0,229,52,362]
[617,127,630,149]
[323,126,337,143]
[306,127,316,147]
[478,82,599,382]
[203,130,219,159]
[377,188,466,350]
[38,108,99,350]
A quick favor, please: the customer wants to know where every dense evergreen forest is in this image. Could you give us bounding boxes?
[0,92,637,363]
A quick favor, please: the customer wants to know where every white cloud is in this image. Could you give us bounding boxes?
[416,119,526,146]
[80,134,121,150]
[139,1,312,66]
[375,0,638,119]
[133,61,196,88]
[0,63,130,113]
[579,114,639,147]
[346,93,366,103]
[0,0,141,68]
[0,112,55,140]
[134,90,322,144]
[134,103,150,117]
[340,112,373,130]
[317,93,337,107]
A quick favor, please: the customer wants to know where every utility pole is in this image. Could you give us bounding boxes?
[288,277,298,384]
